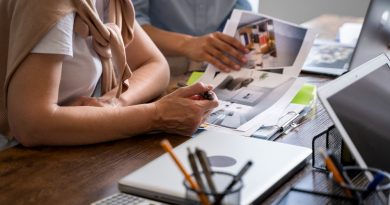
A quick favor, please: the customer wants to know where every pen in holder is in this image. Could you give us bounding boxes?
[183,171,243,205]
[319,148,390,204]
[186,148,251,205]
[329,166,390,205]
[275,126,388,205]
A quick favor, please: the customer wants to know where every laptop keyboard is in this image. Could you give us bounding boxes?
[91,193,165,205]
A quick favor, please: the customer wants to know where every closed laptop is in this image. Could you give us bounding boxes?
[118,130,311,204]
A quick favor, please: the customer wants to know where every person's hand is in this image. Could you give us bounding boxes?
[182,32,249,72]
[151,82,219,136]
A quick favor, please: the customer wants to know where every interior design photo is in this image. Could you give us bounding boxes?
[235,12,308,70]
[237,18,277,69]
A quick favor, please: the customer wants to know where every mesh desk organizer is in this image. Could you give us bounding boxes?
[275,126,390,205]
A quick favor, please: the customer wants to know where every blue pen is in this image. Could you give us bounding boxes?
[362,173,385,199]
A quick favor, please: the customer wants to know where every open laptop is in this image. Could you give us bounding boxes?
[349,0,390,70]
[302,40,355,76]
[118,130,311,204]
[303,0,390,76]
[318,53,390,172]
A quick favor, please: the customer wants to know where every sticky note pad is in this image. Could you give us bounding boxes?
[186,72,204,85]
[290,83,317,105]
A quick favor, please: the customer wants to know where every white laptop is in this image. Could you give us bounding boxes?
[318,53,390,172]
[118,130,311,204]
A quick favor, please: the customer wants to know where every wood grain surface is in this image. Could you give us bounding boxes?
[0,134,188,204]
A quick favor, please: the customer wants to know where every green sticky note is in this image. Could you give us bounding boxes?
[291,83,317,105]
[186,72,204,85]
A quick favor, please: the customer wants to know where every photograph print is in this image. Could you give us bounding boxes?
[234,11,308,71]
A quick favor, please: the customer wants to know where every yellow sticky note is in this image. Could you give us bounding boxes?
[290,83,317,105]
[186,72,204,85]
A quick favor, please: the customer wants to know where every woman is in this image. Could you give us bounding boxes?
[0,0,218,147]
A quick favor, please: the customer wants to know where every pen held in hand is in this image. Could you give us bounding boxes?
[200,91,214,101]
[177,82,214,101]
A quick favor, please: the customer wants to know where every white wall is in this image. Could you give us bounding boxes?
[256,0,370,23]
[248,0,259,12]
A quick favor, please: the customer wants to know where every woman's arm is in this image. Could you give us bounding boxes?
[7,54,217,146]
[94,22,170,106]
[7,53,156,146]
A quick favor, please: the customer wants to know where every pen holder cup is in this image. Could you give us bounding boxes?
[330,166,390,205]
[183,171,243,205]
[312,125,354,170]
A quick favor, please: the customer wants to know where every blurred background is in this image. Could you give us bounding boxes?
[248,0,370,23]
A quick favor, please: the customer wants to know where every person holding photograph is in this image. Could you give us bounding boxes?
[133,0,252,73]
[0,0,218,147]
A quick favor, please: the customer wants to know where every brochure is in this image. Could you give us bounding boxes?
[198,10,315,135]
[204,9,316,76]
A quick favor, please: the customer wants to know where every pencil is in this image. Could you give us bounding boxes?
[319,149,352,197]
[160,139,210,205]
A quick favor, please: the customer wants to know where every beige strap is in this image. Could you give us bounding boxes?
[73,0,135,97]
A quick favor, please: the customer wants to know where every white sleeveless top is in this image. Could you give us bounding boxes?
[31,0,109,105]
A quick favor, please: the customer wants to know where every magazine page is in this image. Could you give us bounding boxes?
[203,9,316,77]
[204,69,304,131]
[197,10,313,135]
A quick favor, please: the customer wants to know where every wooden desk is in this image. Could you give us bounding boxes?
[0,15,363,205]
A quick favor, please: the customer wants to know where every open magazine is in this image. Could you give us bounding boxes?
[198,10,316,136]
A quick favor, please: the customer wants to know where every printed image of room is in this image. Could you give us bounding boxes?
[238,19,277,69]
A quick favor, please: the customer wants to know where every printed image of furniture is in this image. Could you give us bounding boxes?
[238,18,277,69]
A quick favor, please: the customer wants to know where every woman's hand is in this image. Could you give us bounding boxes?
[151,82,219,136]
[182,32,249,72]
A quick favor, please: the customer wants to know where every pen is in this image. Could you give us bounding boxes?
[319,149,352,197]
[361,173,385,199]
[214,161,253,204]
[328,153,351,184]
[160,140,210,205]
[177,82,214,100]
[187,148,209,200]
[328,153,362,200]
[195,148,217,195]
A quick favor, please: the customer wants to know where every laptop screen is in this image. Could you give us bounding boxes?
[349,0,390,69]
[327,63,390,171]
